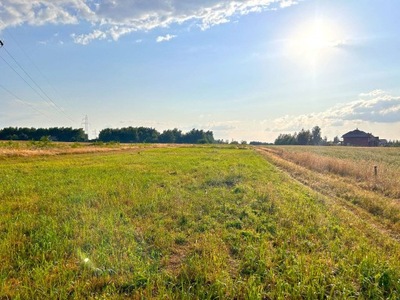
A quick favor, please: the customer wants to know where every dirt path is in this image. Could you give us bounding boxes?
[256,147,400,243]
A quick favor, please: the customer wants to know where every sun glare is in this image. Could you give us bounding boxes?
[288,18,344,64]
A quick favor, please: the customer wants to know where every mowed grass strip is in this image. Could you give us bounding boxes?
[0,146,399,299]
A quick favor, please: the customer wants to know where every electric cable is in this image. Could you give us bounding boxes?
[1,46,76,124]
[0,82,58,123]
[3,29,70,116]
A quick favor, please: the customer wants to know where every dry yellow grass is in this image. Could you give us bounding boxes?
[0,141,188,157]
[257,146,400,239]
[265,146,400,198]
[0,147,129,156]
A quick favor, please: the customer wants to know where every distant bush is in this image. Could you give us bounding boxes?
[28,136,54,148]
[249,141,273,145]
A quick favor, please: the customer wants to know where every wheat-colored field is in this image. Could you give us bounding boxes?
[263,146,400,197]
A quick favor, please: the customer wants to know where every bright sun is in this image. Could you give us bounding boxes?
[288,18,344,63]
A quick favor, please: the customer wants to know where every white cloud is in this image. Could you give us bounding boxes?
[156,34,176,43]
[0,0,300,44]
[0,1,86,29]
[359,89,386,98]
[280,0,298,8]
[71,29,107,45]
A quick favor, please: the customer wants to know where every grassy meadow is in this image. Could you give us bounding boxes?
[1,143,400,299]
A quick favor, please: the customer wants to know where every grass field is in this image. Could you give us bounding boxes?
[1,143,400,299]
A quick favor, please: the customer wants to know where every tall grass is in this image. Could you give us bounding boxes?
[1,146,400,298]
[268,146,400,198]
[258,146,400,237]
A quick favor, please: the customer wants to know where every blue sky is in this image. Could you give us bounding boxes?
[1,0,399,142]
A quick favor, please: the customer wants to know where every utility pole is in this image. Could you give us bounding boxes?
[92,129,98,140]
[81,115,89,139]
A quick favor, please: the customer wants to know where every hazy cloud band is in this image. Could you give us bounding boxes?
[269,90,400,133]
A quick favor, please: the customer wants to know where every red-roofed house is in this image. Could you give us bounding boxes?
[342,129,379,146]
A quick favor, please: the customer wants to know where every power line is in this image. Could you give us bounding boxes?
[0,54,50,104]
[0,82,57,123]
[0,53,74,125]
[2,29,75,120]
[0,23,79,126]
[1,45,76,124]
[0,53,66,124]
[81,115,89,135]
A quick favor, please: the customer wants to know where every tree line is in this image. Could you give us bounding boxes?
[98,127,215,144]
[274,127,400,146]
[2,125,399,146]
[0,127,87,142]
[0,126,216,144]
[387,140,400,147]
[274,126,326,145]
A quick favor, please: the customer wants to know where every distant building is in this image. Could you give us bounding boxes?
[342,129,379,146]
[379,139,388,146]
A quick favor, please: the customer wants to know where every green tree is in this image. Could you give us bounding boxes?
[311,126,322,145]
[333,136,340,144]
[0,127,86,142]
[159,128,182,143]
[274,133,297,145]
[297,129,311,145]
[182,129,214,144]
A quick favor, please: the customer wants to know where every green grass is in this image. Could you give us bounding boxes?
[1,146,400,299]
